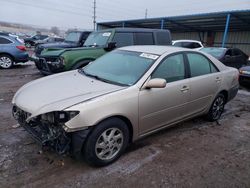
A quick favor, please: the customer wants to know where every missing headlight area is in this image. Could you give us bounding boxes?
[12,106,79,154]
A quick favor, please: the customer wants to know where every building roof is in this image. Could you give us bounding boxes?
[97,10,250,32]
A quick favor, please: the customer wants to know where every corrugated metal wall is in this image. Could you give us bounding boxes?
[214,31,250,55]
[172,31,250,55]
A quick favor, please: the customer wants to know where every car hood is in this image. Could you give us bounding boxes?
[12,70,125,118]
[39,42,78,49]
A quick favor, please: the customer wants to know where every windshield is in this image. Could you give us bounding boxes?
[200,48,226,59]
[65,32,81,42]
[82,50,158,86]
[84,31,111,47]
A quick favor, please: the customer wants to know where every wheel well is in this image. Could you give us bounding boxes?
[0,53,14,61]
[219,90,228,103]
[96,116,134,143]
[73,59,95,69]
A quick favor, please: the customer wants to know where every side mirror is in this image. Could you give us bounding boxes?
[104,42,116,51]
[145,78,166,89]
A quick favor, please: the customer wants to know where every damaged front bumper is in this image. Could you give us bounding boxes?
[32,56,64,75]
[12,106,90,157]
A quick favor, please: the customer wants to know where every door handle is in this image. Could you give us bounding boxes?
[180,86,189,92]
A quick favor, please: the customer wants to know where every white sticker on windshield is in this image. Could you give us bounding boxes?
[102,32,111,37]
[140,53,159,60]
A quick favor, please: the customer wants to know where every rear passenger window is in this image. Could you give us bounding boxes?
[0,37,12,44]
[134,33,154,45]
[112,32,133,47]
[152,54,185,83]
[187,53,218,77]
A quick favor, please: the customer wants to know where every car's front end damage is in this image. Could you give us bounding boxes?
[12,105,89,156]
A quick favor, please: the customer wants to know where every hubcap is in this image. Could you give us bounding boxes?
[0,56,12,68]
[95,128,124,160]
[212,96,224,120]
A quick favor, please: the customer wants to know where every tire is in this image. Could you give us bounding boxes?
[206,93,225,122]
[83,118,130,166]
[72,60,91,70]
[0,54,14,69]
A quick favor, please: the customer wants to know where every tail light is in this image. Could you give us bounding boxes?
[16,45,26,51]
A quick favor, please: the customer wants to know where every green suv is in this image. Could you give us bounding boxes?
[34,28,171,75]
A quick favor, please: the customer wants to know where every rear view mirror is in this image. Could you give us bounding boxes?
[104,42,116,51]
[145,78,166,89]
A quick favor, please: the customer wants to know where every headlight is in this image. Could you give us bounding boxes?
[58,57,65,65]
[239,70,250,75]
[41,111,79,123]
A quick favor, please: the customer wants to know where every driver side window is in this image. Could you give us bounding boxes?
[152,54,185,83]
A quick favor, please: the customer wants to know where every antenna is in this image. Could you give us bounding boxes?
[93,0,96,30]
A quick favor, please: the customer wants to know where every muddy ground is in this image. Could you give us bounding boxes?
[0,63,250,188]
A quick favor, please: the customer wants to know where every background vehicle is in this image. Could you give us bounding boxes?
[200,47,249,69]
[0,34,28,69]
[239,65,250,85]
[34,28,172,75]
[12,46,239,166]
[34,36,64,47]
[172,39,204,50]
[34,31,91,56]
[24,34,48,48]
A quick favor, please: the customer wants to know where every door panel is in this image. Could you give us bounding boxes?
[185,52,221,115]
[138,53,189,134]
[139,79,190,134]
[186,73,221,116]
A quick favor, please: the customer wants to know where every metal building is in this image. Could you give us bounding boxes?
[97,10,250,55]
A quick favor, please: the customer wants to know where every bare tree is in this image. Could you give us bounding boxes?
[50,26,60,35]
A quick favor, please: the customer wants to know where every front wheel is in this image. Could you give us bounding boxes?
[206,93,225,121]
[83,118,129,166]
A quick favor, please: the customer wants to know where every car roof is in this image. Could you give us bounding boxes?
[173,39,201,43]
[99,27,170,33]
[119,45,191,55]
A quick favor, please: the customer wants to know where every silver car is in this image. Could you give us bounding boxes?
[12,46,239,166]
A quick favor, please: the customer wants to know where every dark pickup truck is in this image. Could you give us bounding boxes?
[34,31,91,56]
[33,28,172,75]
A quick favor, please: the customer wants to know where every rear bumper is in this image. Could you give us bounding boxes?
[228,85,239,102]
[15,52,29,63]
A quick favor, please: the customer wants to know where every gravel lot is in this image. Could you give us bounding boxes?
[0,62,250,188]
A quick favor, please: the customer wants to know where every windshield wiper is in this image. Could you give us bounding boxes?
[79,69,128,86]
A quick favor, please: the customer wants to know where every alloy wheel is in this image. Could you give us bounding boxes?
[212,96,224,120]
[95,128,124,160]
[0,56,13,69]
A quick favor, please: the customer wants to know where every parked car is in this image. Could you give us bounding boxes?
[34,36,64,47]
[200,47,249,69]
[12,46,239,166]
[239,65,250,85]
[24,34,48,47]
[172,40,203,50]
[0,34,29,69]
[34,31,91,56]
[33,28,172,75]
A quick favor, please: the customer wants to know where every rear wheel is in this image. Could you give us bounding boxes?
[83,118,129,166]
[0,55,13,69]
[206,93,225,121]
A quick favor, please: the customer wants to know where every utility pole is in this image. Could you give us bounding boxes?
[93,0,96,30]
[145,8,148,19]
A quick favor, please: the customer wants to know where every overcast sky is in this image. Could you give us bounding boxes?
[0,0,249,30]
